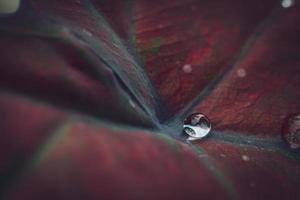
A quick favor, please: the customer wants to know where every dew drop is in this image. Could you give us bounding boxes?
[129,100,136,108]
[281,0,295,8]
[282,114,300,149]
[0,0,20,14]
[82,29,93,37]
[182,64,192,73]
[237,68,246,78]
[183,113,211,141]
[242,155,250,161]
[220,153,227,158]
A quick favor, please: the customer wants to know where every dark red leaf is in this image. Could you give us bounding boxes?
[197,139,300,199]
[29,0,161,119]
[0,32,152,127]
[0,92,67,193]
[1,109,228,200]
[0,0,300,199]
[192,3,300,137]
[133,0,279,116]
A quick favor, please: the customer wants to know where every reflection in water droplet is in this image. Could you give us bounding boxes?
[0,0,20,14]
[183,127,196,136]
[282,114,300,149]
[183,113,211,141]
[182,64,192,73]
[281,0,295,8]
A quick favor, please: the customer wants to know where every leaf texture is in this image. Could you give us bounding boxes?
[0,0,300,199]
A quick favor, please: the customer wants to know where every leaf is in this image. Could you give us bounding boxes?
[2,109,229,199]
[198,138,300,200]
[29,0,162,118]
[192,1,300,137]
[0,0,300,200]
[133,0,280,118]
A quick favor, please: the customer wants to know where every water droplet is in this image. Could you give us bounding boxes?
[281,0,295,8]
[82,29,93,37]
[220,153,227,158]
[182,64,192,73]
[237,68,246,78]
[0,0,20,14]
[183,113,211,141]
[282,114,300,149]
[129,100,136,108]
[242,155,250,161]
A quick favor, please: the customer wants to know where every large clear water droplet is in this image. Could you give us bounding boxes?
[282,114,300,149]
[183,113,211,141]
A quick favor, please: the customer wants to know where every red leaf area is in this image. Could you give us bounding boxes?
[134,0,279,115]
[0,0,299,200]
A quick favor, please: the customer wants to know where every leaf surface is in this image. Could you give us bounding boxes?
[0,0,300,199]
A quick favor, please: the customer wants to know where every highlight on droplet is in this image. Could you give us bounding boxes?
[281,0,295,8]
[0,0,20,14]
[241,155,250,161]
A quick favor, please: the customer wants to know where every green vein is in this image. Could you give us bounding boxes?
[29,123,71,168]
[0,120,71,199]
[83,0,167,121]
[0,19,158,128]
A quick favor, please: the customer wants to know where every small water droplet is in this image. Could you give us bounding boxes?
[281,0,295,8]
[0,0,20,14]
[183,113,211,141]
[129,100,136,108]
[242,155,250,161]
[220,153,227,158]
[237,68,246,78]
[82,29,93,37]
[182,64,192,73]
[282,114,300,149]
